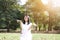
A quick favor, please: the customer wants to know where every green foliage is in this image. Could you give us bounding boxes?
[0,0,24,31]
[0,33,60,40]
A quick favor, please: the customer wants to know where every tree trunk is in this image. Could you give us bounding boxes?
[43,24,46,31]
[35,27,37,31]
[39,26,40,31]
[48,11,52,31]
[6,20,10,32]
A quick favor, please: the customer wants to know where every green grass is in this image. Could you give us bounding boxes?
[0,33,60,40]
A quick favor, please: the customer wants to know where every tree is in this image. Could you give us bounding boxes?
[0,0,25,32]
[24,0,47,31]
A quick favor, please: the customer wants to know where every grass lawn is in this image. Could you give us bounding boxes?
[0,33,60,40]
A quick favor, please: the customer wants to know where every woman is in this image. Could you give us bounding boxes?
[17,15,37,40]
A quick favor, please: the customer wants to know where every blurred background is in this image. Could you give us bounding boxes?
[0,0,60,34]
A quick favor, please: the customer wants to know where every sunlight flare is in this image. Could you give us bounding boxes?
[18,0,28,5]
[52,0,60,7]
[41,0,49,5]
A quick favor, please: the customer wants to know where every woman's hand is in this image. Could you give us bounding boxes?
[32,23,37,27]
[17,20,20,23]
[17,20,22,24]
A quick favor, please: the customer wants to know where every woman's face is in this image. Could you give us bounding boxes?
[24,16,28,22]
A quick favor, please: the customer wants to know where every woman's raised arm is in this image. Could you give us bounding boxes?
[17,20,23,26]
[32,23,37,27]
[17,20,22,34]
[28,23,37,30]
[17,20,20,23]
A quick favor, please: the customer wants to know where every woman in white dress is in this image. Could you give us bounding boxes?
[17,15,37,40]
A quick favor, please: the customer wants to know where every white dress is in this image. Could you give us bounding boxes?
[20,22,32,40]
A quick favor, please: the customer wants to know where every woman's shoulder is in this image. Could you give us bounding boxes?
[29,22,37,26]
[29,22,32,25]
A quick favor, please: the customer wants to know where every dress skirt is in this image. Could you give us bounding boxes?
[20,30,32,40]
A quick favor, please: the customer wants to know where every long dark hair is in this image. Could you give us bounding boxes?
[23,15,30,25]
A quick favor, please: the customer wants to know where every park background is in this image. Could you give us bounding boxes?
[0,0,60,40]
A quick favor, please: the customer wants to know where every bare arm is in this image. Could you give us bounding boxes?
[28,23,37,30]
[17,20,22,33]
[19,20,22,31]
[17,20,20,23]
[17,20,22,29]
[32,23,37,27]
